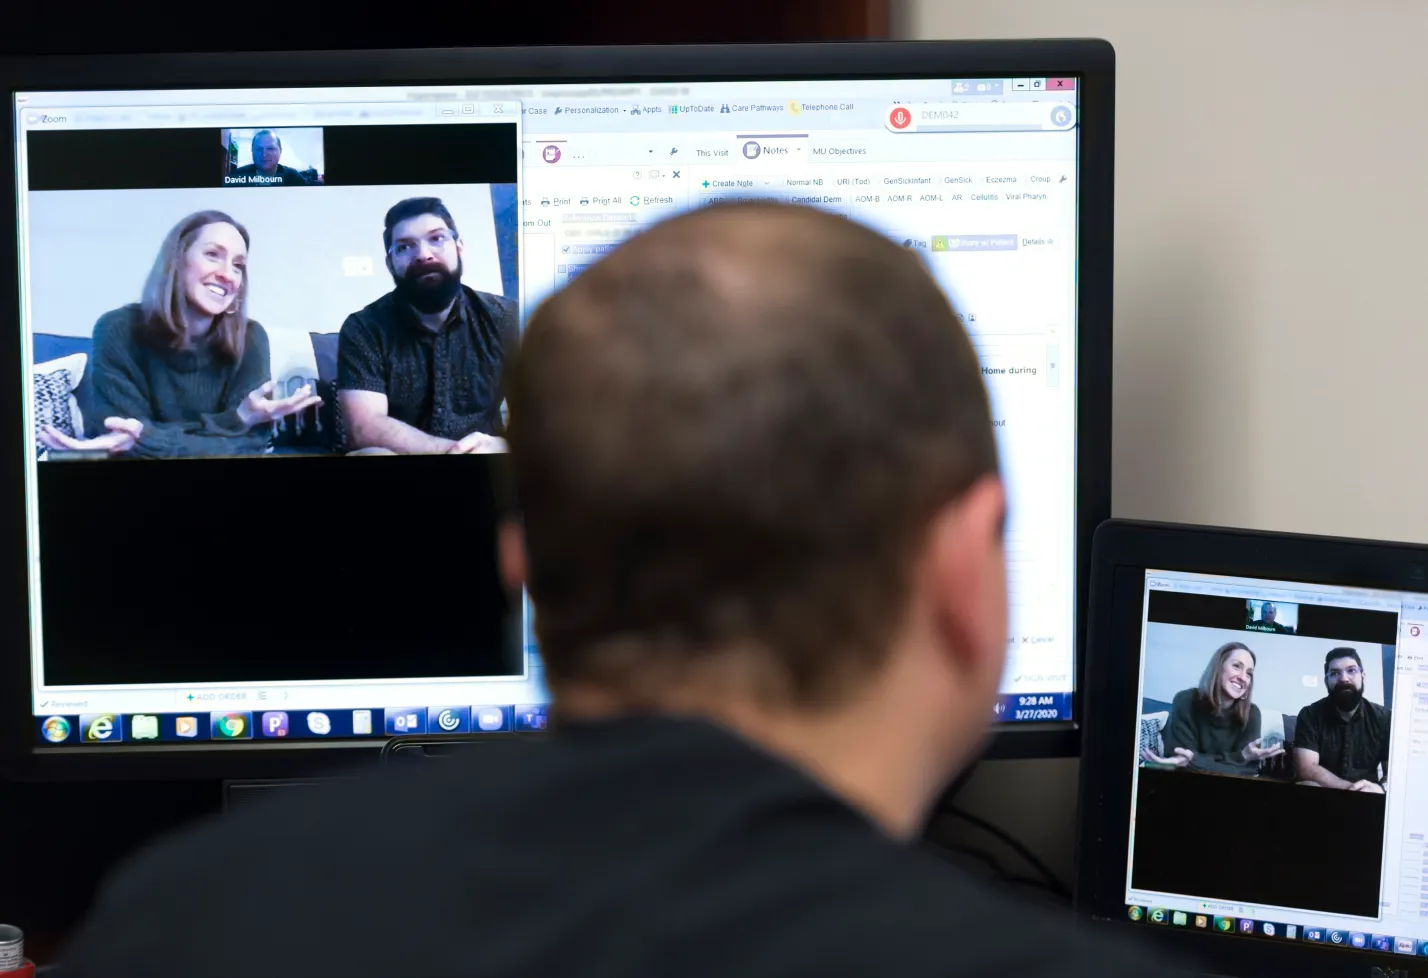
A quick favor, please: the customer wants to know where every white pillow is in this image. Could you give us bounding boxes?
[264,326,320,387]
[33,352,87,458]
[1139,710,1170,759]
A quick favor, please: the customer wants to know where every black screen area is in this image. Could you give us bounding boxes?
[1131,765,1385,918]
[35,454,517,686]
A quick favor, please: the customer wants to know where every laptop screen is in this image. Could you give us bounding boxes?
[1124,569,1428,959]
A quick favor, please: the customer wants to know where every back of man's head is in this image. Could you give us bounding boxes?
[505,203,1000,711]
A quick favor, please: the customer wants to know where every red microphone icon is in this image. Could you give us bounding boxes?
[888,106,912,130]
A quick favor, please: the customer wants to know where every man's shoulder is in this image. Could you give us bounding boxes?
[464,286,517,323]
[340,291,401,335]
[61,754,1180,978]
[1297,696,1329,722]
[62,765,476,969]
[769,855,1170,975]
[1366,698,1392,723]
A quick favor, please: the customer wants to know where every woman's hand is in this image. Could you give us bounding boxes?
[237,381,322,428]
[1141,747,1194,767]
[39,417,142,455]
[1242,737,1285,763]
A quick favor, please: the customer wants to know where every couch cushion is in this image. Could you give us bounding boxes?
[310,332,346,452]
[34,334,92,365]
[33,352,86,458]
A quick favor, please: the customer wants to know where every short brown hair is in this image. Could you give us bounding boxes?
[141,211,250,362]
[505,204,998,705]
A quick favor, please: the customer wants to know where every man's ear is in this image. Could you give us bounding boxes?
[497,520,527,593]
[455,235,465,261]
[924,475,1007,673]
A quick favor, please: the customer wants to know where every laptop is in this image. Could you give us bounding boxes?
[1077,519,1428,977]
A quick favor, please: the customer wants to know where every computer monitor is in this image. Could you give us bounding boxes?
[0,41,1114,778]
[1079,520,1428,977]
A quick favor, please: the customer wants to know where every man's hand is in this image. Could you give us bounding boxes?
[1141,747,1194,767]
[1349,780,1385,794]
[237,381,322,428]
[39,417,142,455]
[448,431,508,454]
[1242,737,1285,763]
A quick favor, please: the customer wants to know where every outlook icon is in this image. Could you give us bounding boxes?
[386,709,426,735]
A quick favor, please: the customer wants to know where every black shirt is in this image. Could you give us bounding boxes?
[228,163,311,186]
[1294,696,1392,783]
[337,285,518,440]
[61,717,1175,978]
[1162,688,1262,773]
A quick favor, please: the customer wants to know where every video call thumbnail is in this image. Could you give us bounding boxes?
[24,122,519,462]
[1245,598,1296,634]
[222,127,325,187]
[1130,585,1398,918]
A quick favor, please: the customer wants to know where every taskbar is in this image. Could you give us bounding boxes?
[34,705,550,746]
[36,694,1066,744]
[1126,904,1428,960]
[992,691,1072,723]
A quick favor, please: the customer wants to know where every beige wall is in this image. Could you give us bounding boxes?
[898,0,1428,886]
[901,0,1428,540]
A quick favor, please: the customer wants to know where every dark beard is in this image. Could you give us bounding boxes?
[1331,682,1363,712]
[395,257,463,314]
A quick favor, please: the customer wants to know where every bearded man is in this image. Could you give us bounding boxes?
[338,197,517,454]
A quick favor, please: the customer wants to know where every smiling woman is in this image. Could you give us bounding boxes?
[1143,641,1283,774]
[38,210,321,459]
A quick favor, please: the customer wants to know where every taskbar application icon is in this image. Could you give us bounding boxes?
[428,706,471,735]
[387,708,426,736]
[39,715,72,743]
[514,704,548,732]
[211,712,252,740]
[80,713,123,743]
[474,705,511,733]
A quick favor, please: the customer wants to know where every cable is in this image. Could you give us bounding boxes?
[936,805,1072,900]
[922,840,1071,902]
[939,758,980,804]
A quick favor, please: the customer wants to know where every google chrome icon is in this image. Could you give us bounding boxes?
[41,716,71,743]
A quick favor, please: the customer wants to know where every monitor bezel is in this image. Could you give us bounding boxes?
[1077,518,1428,978]
[0,39,1114,780]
